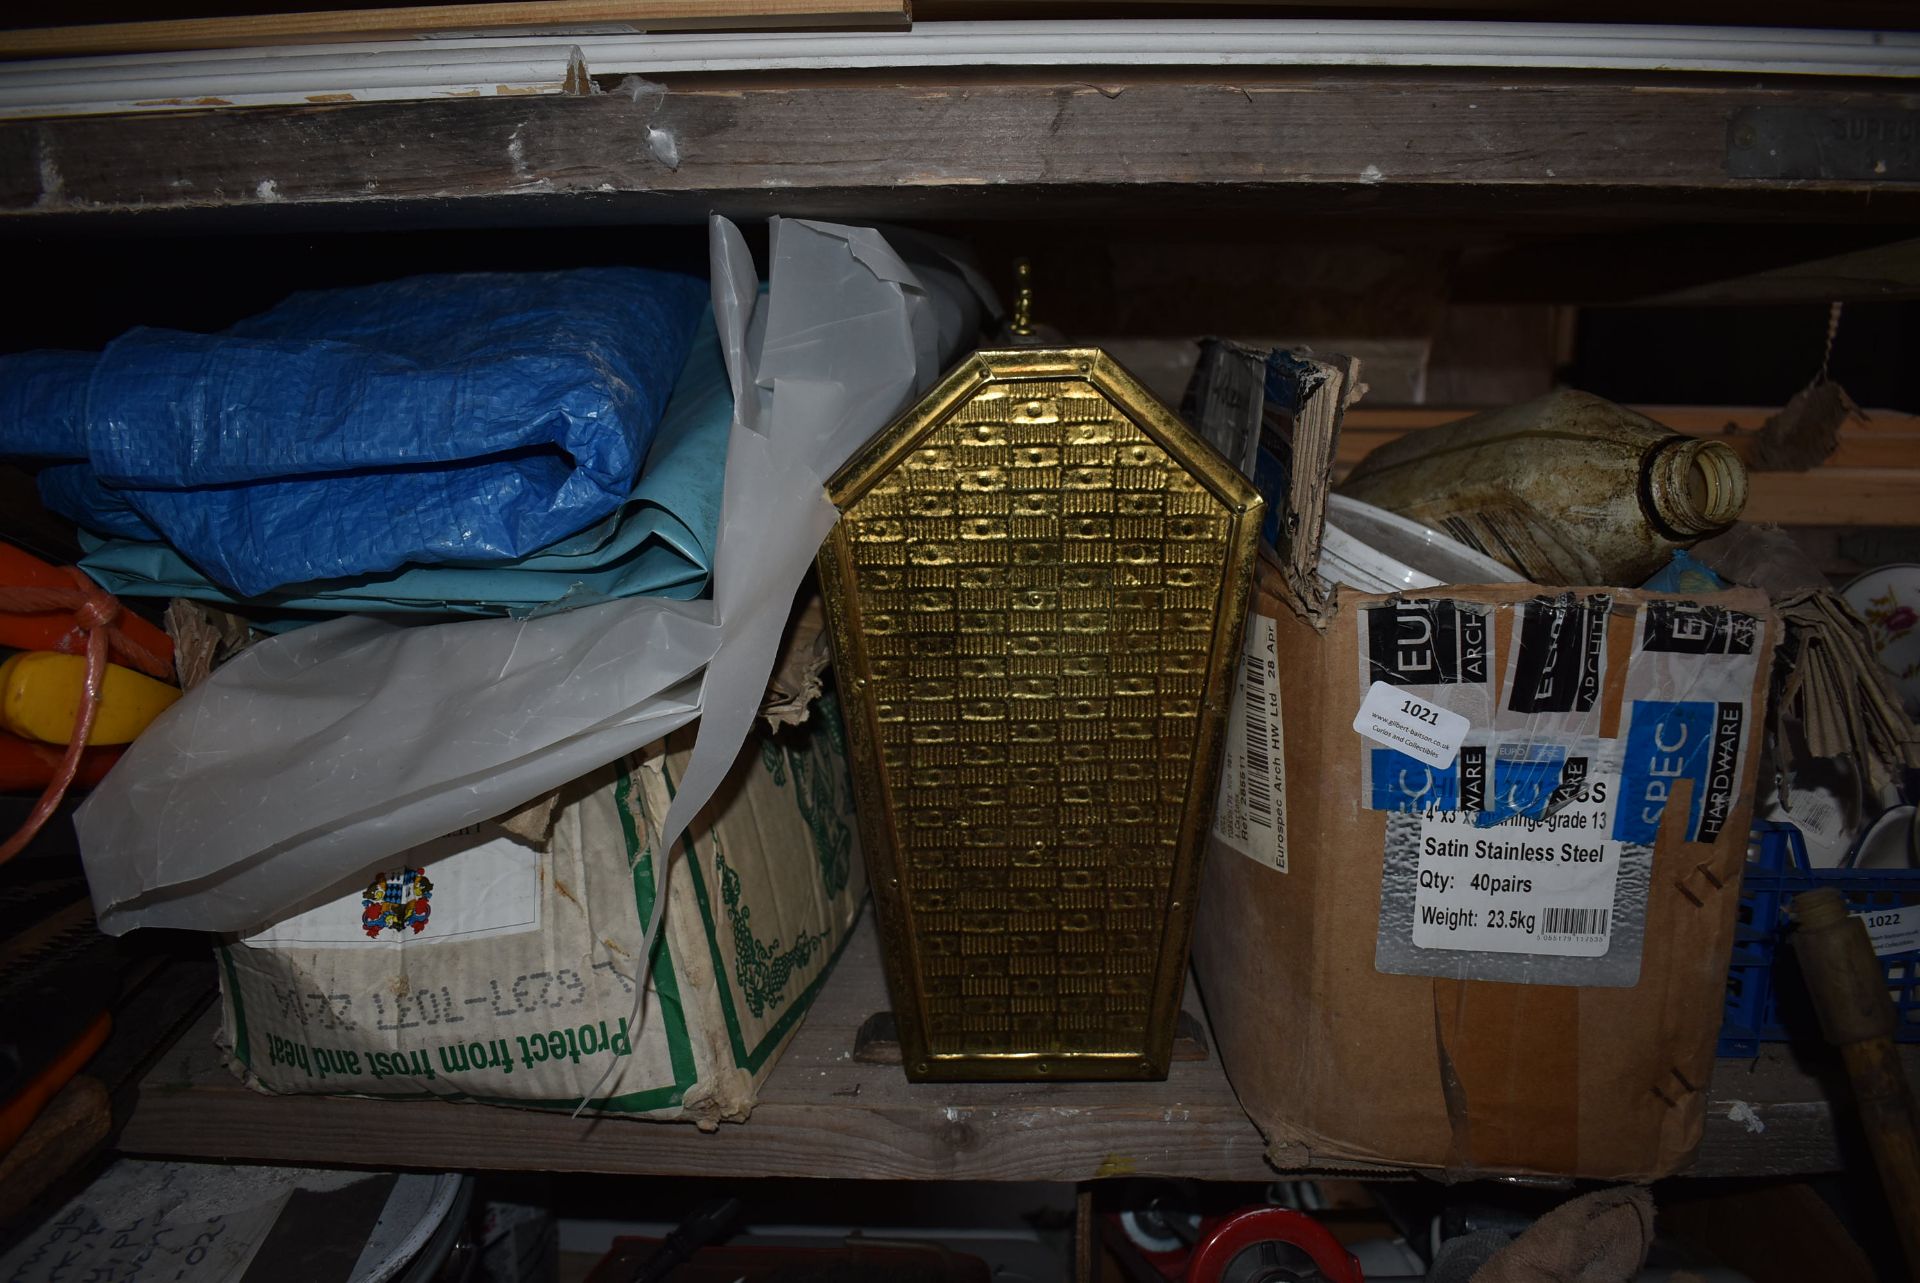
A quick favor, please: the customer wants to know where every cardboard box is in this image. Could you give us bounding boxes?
[216,704,865,1126]
[1182,349,1779,1178]
[1194,555,1777,1179]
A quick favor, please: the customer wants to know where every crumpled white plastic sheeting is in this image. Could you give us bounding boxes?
[77,215,987,935]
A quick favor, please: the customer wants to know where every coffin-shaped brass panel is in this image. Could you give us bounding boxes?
[817,349,1263,1081]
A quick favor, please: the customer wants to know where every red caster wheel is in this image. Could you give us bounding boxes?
[1186,1208,1364,1283]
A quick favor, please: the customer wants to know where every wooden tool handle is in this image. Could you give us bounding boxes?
[1791,888,1920,1278]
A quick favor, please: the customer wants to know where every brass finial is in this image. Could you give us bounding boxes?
[1009,258,1036,339]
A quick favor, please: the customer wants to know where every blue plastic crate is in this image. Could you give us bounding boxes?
[1718,822,1920,1057]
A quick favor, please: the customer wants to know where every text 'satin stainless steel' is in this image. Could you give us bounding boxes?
[817,349,1262,1081]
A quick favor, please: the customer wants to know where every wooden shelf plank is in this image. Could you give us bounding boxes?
[6,73,1920,227]
[1339,406,1920,527]
[116,914,1895,1181]
[1342,406,1920,462]
[1740,468,1920,528]
[121,918,1278,1183]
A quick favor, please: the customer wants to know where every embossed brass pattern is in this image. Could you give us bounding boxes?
[818,350,1262,1081]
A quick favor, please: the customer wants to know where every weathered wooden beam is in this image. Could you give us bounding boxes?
[1644,237,1920,305]
[1452,226,1920,305]
[1341,406,1920,469]
[122,920,1282,1183]
[1340,405,1920,527]
[5,73,1920,227]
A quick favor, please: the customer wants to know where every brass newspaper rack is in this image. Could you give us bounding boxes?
[817,349,1262,1082]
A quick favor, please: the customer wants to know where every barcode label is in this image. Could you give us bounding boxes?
[1542,906,1608,937]
[1212,615,1287,873]
[1242,656,1274,823]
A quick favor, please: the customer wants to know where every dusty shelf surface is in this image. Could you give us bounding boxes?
[7,72,1920,229]
[116,915,1895,1182]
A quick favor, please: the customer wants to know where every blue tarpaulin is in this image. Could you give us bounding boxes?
[76,307,732,617]
[1,266,708,598]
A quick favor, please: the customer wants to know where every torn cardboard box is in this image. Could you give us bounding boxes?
[1197,565,1777,1179]
[1191,350,1779,1179]
[216,701,865,1126]
[761,591,832,731]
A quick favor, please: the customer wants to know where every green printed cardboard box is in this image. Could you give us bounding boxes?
[216,704,865,1125]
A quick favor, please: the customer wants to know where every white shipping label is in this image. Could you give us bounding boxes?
[1213,614,1288,873]
[1354,681,1469,770]
[1783,789,1848,848]
[1859,905,1920,957]
[246,827,541,948]
[1411,770,1623,957]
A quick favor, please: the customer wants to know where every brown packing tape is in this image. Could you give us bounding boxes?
[1629,776,1716,1169]
[1428,592,1590,1176]
[1433,967,1584,1176]
[1245,573,1332,1127]
[1597,595,1771,1175]
[1307,599,1460,1168]
[1603,602,1776,1177]
[1431,990,1475,1169]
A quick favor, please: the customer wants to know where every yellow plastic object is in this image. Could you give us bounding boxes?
[0,651,180,746]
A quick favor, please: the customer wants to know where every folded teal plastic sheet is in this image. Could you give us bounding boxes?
[77,308,731,616]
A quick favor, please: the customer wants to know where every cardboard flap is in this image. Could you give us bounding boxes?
[1178,342,1362,630]
[1275,352,1360,628]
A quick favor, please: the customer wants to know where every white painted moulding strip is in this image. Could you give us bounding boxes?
[3,20,1917,120]
[578,19,1920,77]
[0,44,584,117]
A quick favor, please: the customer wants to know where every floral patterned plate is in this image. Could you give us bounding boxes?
[1844,563,1920,718]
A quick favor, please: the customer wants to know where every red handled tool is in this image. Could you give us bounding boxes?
[0,546,174,864]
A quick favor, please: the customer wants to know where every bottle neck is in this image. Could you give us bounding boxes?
[1644,437,1747,539]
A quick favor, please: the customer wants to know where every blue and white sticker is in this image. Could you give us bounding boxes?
[1356,600,1494,813]
[1614,601,1763,845]
[1372,594,1757,985]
